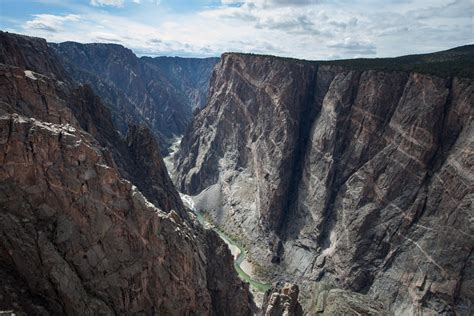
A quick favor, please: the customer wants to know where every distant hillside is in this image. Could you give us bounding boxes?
[322,45,474,78]
[227,44,474,78]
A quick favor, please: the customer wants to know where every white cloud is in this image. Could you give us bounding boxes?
[328,38,376,55]
[90,0,124,7]
[131,0,162,5]
[12,0,473,60]
[221,0,317,8]
[24,14,81,32]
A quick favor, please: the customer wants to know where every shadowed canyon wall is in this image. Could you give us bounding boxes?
[51,42,218,151]
[0,31,251,315]
[176,51,474,315]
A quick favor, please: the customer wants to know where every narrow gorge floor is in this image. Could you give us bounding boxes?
[164,137,272,303]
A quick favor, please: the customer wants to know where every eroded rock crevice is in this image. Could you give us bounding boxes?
[176,52,474,314]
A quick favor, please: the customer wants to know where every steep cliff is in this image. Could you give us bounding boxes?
[0,32,251,315]
[144,56,219,110]
[0,114,250,315]
[67,85,185,215]
[262,283,303,316]
[0,31,184,214]
[176,50,474,314]
[50,42,218,149]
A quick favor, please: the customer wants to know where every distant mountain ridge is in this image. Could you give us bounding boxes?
[50,41,218,151]
[226,44,474,79]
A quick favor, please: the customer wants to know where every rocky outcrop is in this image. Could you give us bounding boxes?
[67,85,185,214]
[305,284,385,315]
[0,32,251,315]
[0,31,184,214]
[125,123,184,215]
[0,32,67,81]
[0,114,250,315]
[144,56,219,110]
[262,283,303,316]
[50,42,218,148]
[176,51,474,314]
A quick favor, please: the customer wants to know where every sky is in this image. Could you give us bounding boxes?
[0,0,472,60]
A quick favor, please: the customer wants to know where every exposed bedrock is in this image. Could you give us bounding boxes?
[0,114,251,315]
[0,32,252,315]
[176,52,474,314]
[0,31,184,215]
[262,283,303,316]
[51,41,218,149]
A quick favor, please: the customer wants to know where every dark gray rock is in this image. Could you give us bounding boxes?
[0,32,251,315]
[176,52,474,315]
[50,41,218,149]
[262,283,303,316]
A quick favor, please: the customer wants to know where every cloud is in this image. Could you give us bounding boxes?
[90,0,124,7]
[91,31,124,43]
[222,0,318,7]
[7,0,473,60]
[260,0,317,6]
[328,38,377,55]
[256,14,316,34]
[24,14,81,33]
[131,0,161,5]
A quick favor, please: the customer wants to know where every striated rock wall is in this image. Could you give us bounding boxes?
[176,54,320,254]
[0,32,251,315]
[51,42,218,149]
[262,283,303,316]
[0,114,250,315]
[0,31,184,214]
[176,52,474,314]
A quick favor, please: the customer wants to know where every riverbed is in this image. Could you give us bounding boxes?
[165,137,272,294]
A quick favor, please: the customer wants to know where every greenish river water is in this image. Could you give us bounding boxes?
[165,137,271,293]
[182,195,272,293]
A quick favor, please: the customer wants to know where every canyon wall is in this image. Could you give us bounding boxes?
[0,31,251,315]
[176,51,474,314]
[51,42,218,150]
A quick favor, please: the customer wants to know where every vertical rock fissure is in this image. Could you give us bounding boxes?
[317,72,362,250]
[409,77,455,228]
[277,67,320,241]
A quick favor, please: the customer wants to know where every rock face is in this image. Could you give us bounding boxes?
[0,31,184,214]
[176,51,474,314]
[67,85,185,215]
[0,115,250,315]
[0,31,251,315]
[0,32,67,81]
[304,283,385,315]
[144,56,220,110]
[51,42,218,148]
[262,283,303,316]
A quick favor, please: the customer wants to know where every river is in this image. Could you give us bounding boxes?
[164,137,271,293]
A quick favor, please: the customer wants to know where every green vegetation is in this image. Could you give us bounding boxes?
[252,260,274,281]
[227,45,474,79]
[215,230,272,292]
[195,210,272,292]
[321,45,474,79]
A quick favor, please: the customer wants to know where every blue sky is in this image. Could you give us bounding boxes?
[0,0,472,59]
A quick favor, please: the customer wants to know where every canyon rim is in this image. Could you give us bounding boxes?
[0,0,473,315]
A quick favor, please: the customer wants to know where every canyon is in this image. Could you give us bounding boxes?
[175,50,474,315]
[0,29,473,315]
[50,41,218,152]
[0,31,251,315]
